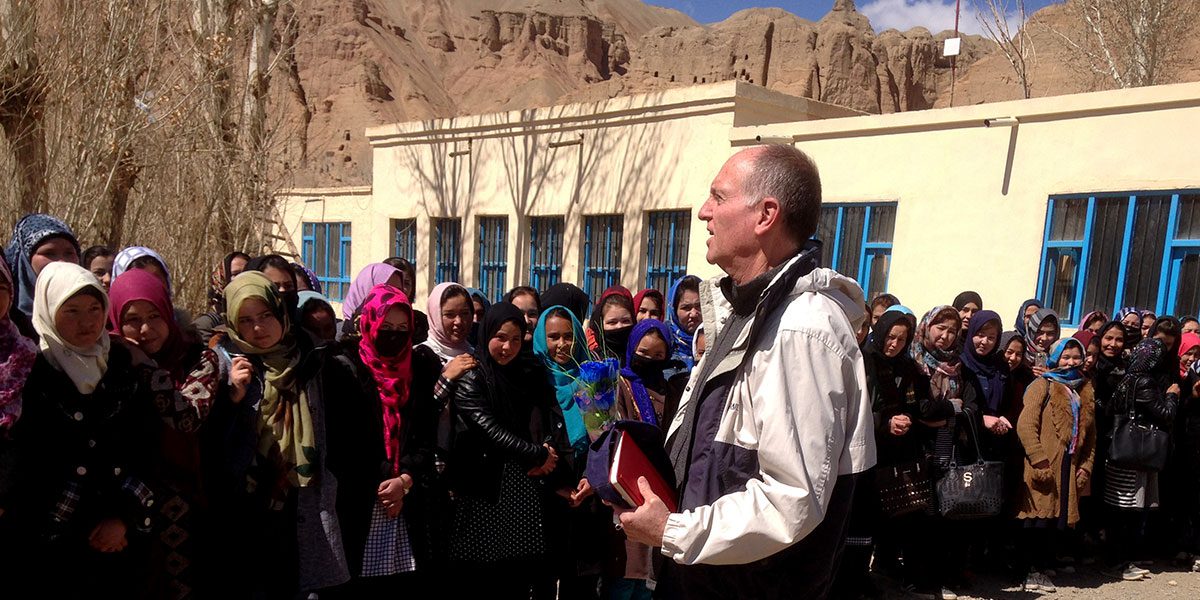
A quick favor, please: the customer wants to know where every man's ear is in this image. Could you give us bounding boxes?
[754,196,783,236]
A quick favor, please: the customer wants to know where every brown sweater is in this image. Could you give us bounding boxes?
[1015,377,1096,526]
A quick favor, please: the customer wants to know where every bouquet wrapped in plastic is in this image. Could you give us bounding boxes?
[573,357,621,441]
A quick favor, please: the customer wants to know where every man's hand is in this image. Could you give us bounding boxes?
[617,477,671,547]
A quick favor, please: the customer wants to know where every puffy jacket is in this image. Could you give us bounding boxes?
[661,250,877,578]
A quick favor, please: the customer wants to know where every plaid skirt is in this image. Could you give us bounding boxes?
[360,499,417,577]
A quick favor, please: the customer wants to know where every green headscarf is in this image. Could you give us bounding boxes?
[224,271,316,488]
[533,305,592,448]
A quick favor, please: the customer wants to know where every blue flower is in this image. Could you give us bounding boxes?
[579,360,612,385]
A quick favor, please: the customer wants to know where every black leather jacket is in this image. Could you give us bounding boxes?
[449,367,556,501]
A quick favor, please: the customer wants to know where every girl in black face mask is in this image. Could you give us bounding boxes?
[325,283,425,589]
[587,286,635,366]
[617,319,675,428]
[611,318,674,596]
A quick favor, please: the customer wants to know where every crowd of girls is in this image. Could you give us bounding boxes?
[842,292,1200,600]
[2,211,1200,599]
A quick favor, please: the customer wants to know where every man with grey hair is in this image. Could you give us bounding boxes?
[616,145,876,599]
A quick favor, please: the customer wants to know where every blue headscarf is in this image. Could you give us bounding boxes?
[885,304,914,317]
[532,305,591,448]
[1041,337,1085,389]
[1014,298,1043,336]
[620,319,673,428]
[667,275,702,371]
[960,310,1007,413]
[4,214,80,318]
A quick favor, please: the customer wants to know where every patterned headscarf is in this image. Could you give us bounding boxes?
[357,284,413,477]
[911,305,962,401]
[207,252,249,313]
[224,271,315,489]
[32,262,110,394]
[0,254,37,430]
[1127,337,1166,377]
[1024,308,1060,365]
[1042,337,1085,390]
[292,262,323,295]
[1013,298,1042,336]
[4,213,80,318]
[112,246,173,294]
[532,304,592,448]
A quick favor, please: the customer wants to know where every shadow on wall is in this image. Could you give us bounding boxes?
[400,91,690,289]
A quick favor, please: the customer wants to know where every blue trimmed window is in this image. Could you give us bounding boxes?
[478,216,508,303]
[301,222,352,301]
[529,216,564,290]
[392,219,417,263]
[645,210,691,293]
[1037,192,1200,325]
[815,203,896,298]
[581,215,623,301]
[434,218,461,284]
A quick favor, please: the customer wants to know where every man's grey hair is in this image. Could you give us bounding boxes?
[743,144,822,243]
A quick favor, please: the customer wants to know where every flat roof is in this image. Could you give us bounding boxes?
[731,81,1200,144]
[365,80,862,147]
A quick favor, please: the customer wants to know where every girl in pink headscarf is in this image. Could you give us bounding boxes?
[327,283,422,587]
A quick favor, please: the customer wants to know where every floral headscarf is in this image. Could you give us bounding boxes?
[224,271,315,489]
[911,305,962,401]
[0,254,37,430]
[4,213,80,318]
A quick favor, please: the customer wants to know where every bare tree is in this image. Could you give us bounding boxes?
[0,0,306,312]
[974,0,1036,99]
[1053,0,1199,89]
[0,0,47,213]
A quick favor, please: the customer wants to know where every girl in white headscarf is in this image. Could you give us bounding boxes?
[2,262,158,596]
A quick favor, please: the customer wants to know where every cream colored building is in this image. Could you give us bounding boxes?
[279,80,1200,327]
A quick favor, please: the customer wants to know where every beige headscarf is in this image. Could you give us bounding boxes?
[224,271,316,488]
[33,262,111,394]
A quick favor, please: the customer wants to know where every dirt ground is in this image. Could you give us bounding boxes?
[871,561,1200,599]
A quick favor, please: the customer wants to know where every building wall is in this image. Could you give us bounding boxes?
[277,81,856,305]
[278,80,1200,325]
[732,82,1200,324]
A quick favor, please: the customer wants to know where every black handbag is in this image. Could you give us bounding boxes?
[935,410,1005,520]
[1108,380,1171,471]
[876,460,933,517]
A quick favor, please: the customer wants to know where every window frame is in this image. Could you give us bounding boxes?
[433,218,461,284]
[477,216,508,303]
[820,202,897,298]
[301,221,352,301]
[1035,191,1200,326]
[644,210,691,292]
[529,216,564,291]
[581,214,623,301]
[391,218,417,263]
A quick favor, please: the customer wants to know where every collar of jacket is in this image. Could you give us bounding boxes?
[695,240,822,375]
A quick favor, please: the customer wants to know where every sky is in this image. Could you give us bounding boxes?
[645,0,1059,36]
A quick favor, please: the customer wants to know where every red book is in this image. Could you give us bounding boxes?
[610,429,678,512]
